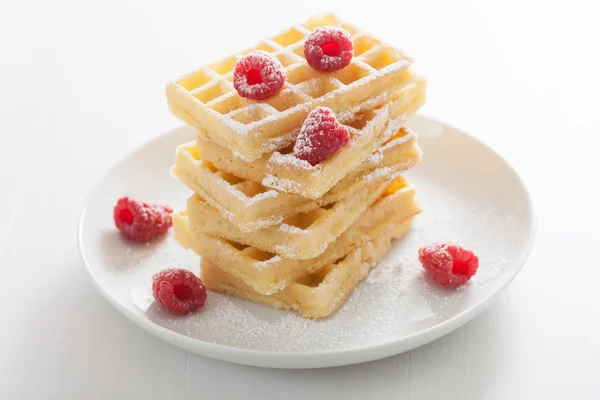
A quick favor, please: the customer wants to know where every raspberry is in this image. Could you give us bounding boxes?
[233,50,286,100]
[304,27,354,72]
[113,196,173,243]
[152,268,207,316]
[418,242,479,289]
[293,107,350,166]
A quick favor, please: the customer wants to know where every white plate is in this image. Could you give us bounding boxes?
[78,115,536,369]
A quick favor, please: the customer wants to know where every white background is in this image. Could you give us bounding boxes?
[1,0,599,398]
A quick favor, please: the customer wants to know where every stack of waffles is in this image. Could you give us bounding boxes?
[167,13,427,319]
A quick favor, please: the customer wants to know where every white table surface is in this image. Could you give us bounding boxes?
[1,0,599,398]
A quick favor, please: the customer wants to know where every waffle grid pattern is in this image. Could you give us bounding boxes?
[167,13,413,160]
[192,83,425,199]
[173,125,421,231]
[184,177,393,260]
[200,217,414,319]
[174,181,420,295]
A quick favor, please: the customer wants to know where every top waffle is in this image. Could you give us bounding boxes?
[166,13,417,161]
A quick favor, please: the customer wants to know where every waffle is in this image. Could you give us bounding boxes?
[172,126,421,232]
[174,179,420,294]
[166,12,422,161]
[184,176,392,260]
[201,216,414,319]
[195,82,425,200]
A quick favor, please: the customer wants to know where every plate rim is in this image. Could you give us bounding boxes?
[77,114,537,368]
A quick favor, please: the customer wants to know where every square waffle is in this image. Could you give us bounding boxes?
[184,177,392,260]
[166,12,423,161]
[172,126,421,232]
[195,81,425,200]
[174,179,420,295]
[201,217,414,319]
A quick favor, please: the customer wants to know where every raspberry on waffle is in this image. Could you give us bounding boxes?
[167,12,428,318]
[194,80,425,200]
[166,13,421,162]
[171,128,421,232]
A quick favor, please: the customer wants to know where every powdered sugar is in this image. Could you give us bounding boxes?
[232,149,254,162]
[278,223,311,235]
[366,150,384,164]
[100,231,186,273]
[238,214,284,232]
[214,177,249,203]
[252,255,283,269]
[196,185,283,231]
[226,88,399,162]
[273,241,328,260]
[382,115,407,141]
[381,129,416,150]
[234,130,299,161]
[247,189,279,204]
[363,166,393,183]
[266,279,289,294]
[268,151,316,171]
[261,104,406,193]
[246,216,283,231]
[261,175,319,197]
[336,91,389,122]
[110,172,527,352]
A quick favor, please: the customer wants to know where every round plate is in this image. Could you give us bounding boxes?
[78,115,536,369]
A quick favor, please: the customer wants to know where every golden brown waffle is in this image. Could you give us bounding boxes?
[201,217,414,319]
[166,12,423,161]
[172,126,421,232]
[195,82,425,200]
[174,180,420,294]
[184,176,392,260]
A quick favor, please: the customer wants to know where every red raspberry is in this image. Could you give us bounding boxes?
[113,196,173,243]
[304,27,354,72]
[293,107,350,166]
[418,242,479,289]
[233,50,286,100]
[152,268,207,316]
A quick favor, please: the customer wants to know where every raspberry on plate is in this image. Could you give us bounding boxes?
[152,268,207,316]
[304,27,354,72]
[418,242,479,288]
[293,106,350,166]
[113,196,173,243]
[233,50,286,100]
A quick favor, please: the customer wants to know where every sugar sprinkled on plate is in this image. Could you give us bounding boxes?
[115,176,521,352]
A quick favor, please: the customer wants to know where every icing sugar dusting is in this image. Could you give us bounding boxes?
[116,175,525,352]
[366,150,384,165]
[260,130,299,153]
[232,150,253,162]
[269,151,315,171]
[337,92,389,122]
[246,189,279,204]
[214,177,248,203]
[212,173,280,206]
[196,188,282,231]
[252,255,283,269]
[364,166,393,183]
[279,223,311,235]
[262,175,320,197]
[240,215,284,232]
